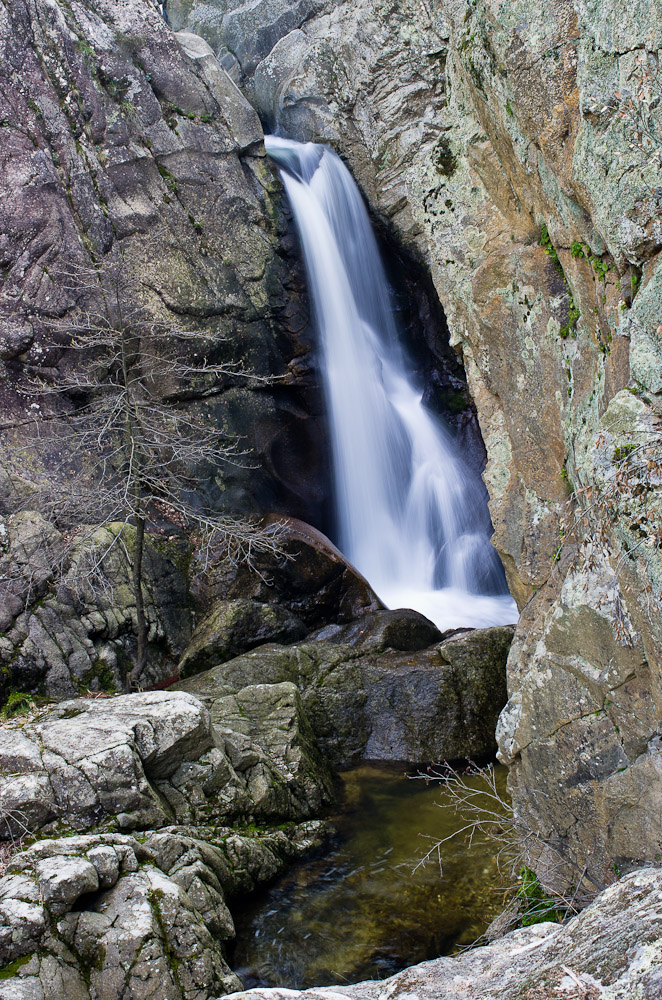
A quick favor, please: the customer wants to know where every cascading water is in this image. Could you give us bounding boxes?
[266,136,517,630]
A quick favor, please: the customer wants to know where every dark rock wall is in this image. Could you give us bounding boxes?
[0,0,328,525]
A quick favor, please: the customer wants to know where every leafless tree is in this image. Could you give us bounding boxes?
[1,251,285,688]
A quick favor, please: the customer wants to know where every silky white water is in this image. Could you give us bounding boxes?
[266,136,517,631]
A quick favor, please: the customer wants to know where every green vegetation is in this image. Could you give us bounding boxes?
[1,691,35,718]
[613,443,638,463]
[559,297,580,339]
[0,956,32,980]
[517,866,564,926]
[570,239,610,280]
[437,388,468,414]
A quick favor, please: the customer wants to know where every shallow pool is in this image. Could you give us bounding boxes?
[231,762,508,989]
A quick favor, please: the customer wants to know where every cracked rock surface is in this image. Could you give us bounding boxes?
[0,689,334,839]
[0,824,327,1000]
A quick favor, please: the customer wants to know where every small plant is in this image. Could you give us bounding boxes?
[517,866,564,925]
[559,298,580,339]
[613,443,637,463]
[1,691,35,718]
[592,256,610,281]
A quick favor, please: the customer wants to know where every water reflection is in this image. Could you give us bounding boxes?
[232,762,508,989]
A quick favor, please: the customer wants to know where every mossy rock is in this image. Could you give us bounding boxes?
[179,598,308,678]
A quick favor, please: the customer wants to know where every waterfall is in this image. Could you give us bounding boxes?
[266,135,517,631]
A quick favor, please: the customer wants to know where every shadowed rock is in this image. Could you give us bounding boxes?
[179,616,514,765]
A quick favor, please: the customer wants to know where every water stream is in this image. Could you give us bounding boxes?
[265,136,517,631]
[232,763,508,989]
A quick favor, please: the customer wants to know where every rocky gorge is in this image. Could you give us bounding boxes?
[1,0,662,997]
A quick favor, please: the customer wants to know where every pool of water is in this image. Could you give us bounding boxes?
[231,762,508,989]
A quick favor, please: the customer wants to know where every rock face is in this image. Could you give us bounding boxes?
[0,689,334,838]
[179,612,514,765]
[227,867,662,1000]
[169,0,662,884]
[0,0,329,526]
[0,514,192,701]
[0,825,327,1000]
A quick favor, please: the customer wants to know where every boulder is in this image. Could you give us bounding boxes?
[179,598,308,679]
[0,690,334,839]
[211,681,334,811]
[179,615,514,765]
[190,516,384,628]
[226,867,662,1000]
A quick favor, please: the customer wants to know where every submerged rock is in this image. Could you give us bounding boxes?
[225,867,662,1000]
[179,615,514,765]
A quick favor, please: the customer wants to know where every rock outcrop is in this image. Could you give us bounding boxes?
[179,612,514,764]
[0,824,327,1000]
[0,689,334,838]
[0,514,192,701]
[168,0,662,884]
[226,867,662,1000]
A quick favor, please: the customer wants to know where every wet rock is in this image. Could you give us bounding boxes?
[179,598,308,679]
[0,689,333,839]
[179,618,514,765]
[307,608,442,652]
[227,867,662,1000]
